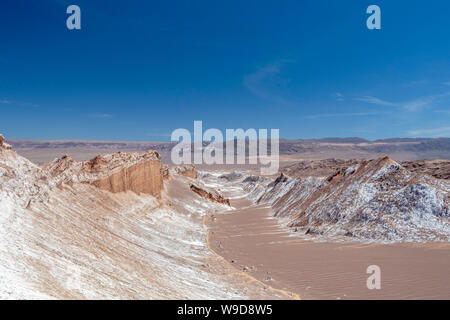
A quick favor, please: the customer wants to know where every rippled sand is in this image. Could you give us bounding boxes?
[207,198,450,300]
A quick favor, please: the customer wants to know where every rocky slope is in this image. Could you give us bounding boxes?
[0,134,282,299]
[242,157,450,242]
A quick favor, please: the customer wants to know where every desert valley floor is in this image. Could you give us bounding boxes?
[207,197,450,299]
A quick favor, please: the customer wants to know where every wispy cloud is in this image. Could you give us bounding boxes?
[356,96,398,107]
[243,60,294,105]
[403,96,435,111]
[442,82,450,86]
[89,113,114,118]
[356,92,450,111]
[306,111,384,119]
[0,99,39,108]
[333,92,344,101]
[408,126,450,138]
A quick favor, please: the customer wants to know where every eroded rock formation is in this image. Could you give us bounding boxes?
[174,164,197,179]
[45,151,163,197]
[190,183,230,206]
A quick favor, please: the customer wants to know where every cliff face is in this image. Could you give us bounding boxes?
[91,159,162,196]
[45,151,164,197]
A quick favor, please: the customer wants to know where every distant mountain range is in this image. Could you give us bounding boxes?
[6,137,450,164]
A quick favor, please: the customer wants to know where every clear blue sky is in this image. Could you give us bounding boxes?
[1,0,450,141]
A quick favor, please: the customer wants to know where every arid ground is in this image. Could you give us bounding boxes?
[207,198,450,299]
[1,137,449,299]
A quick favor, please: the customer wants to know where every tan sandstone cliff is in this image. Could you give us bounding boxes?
[44,151,164,197]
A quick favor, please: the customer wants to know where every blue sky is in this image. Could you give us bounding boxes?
[1,0,450,141]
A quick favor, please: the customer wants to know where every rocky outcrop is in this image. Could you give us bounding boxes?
[173,164,197,179]
[190,183,230,206]
[0,134,12,151]
[44,151,164,197]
